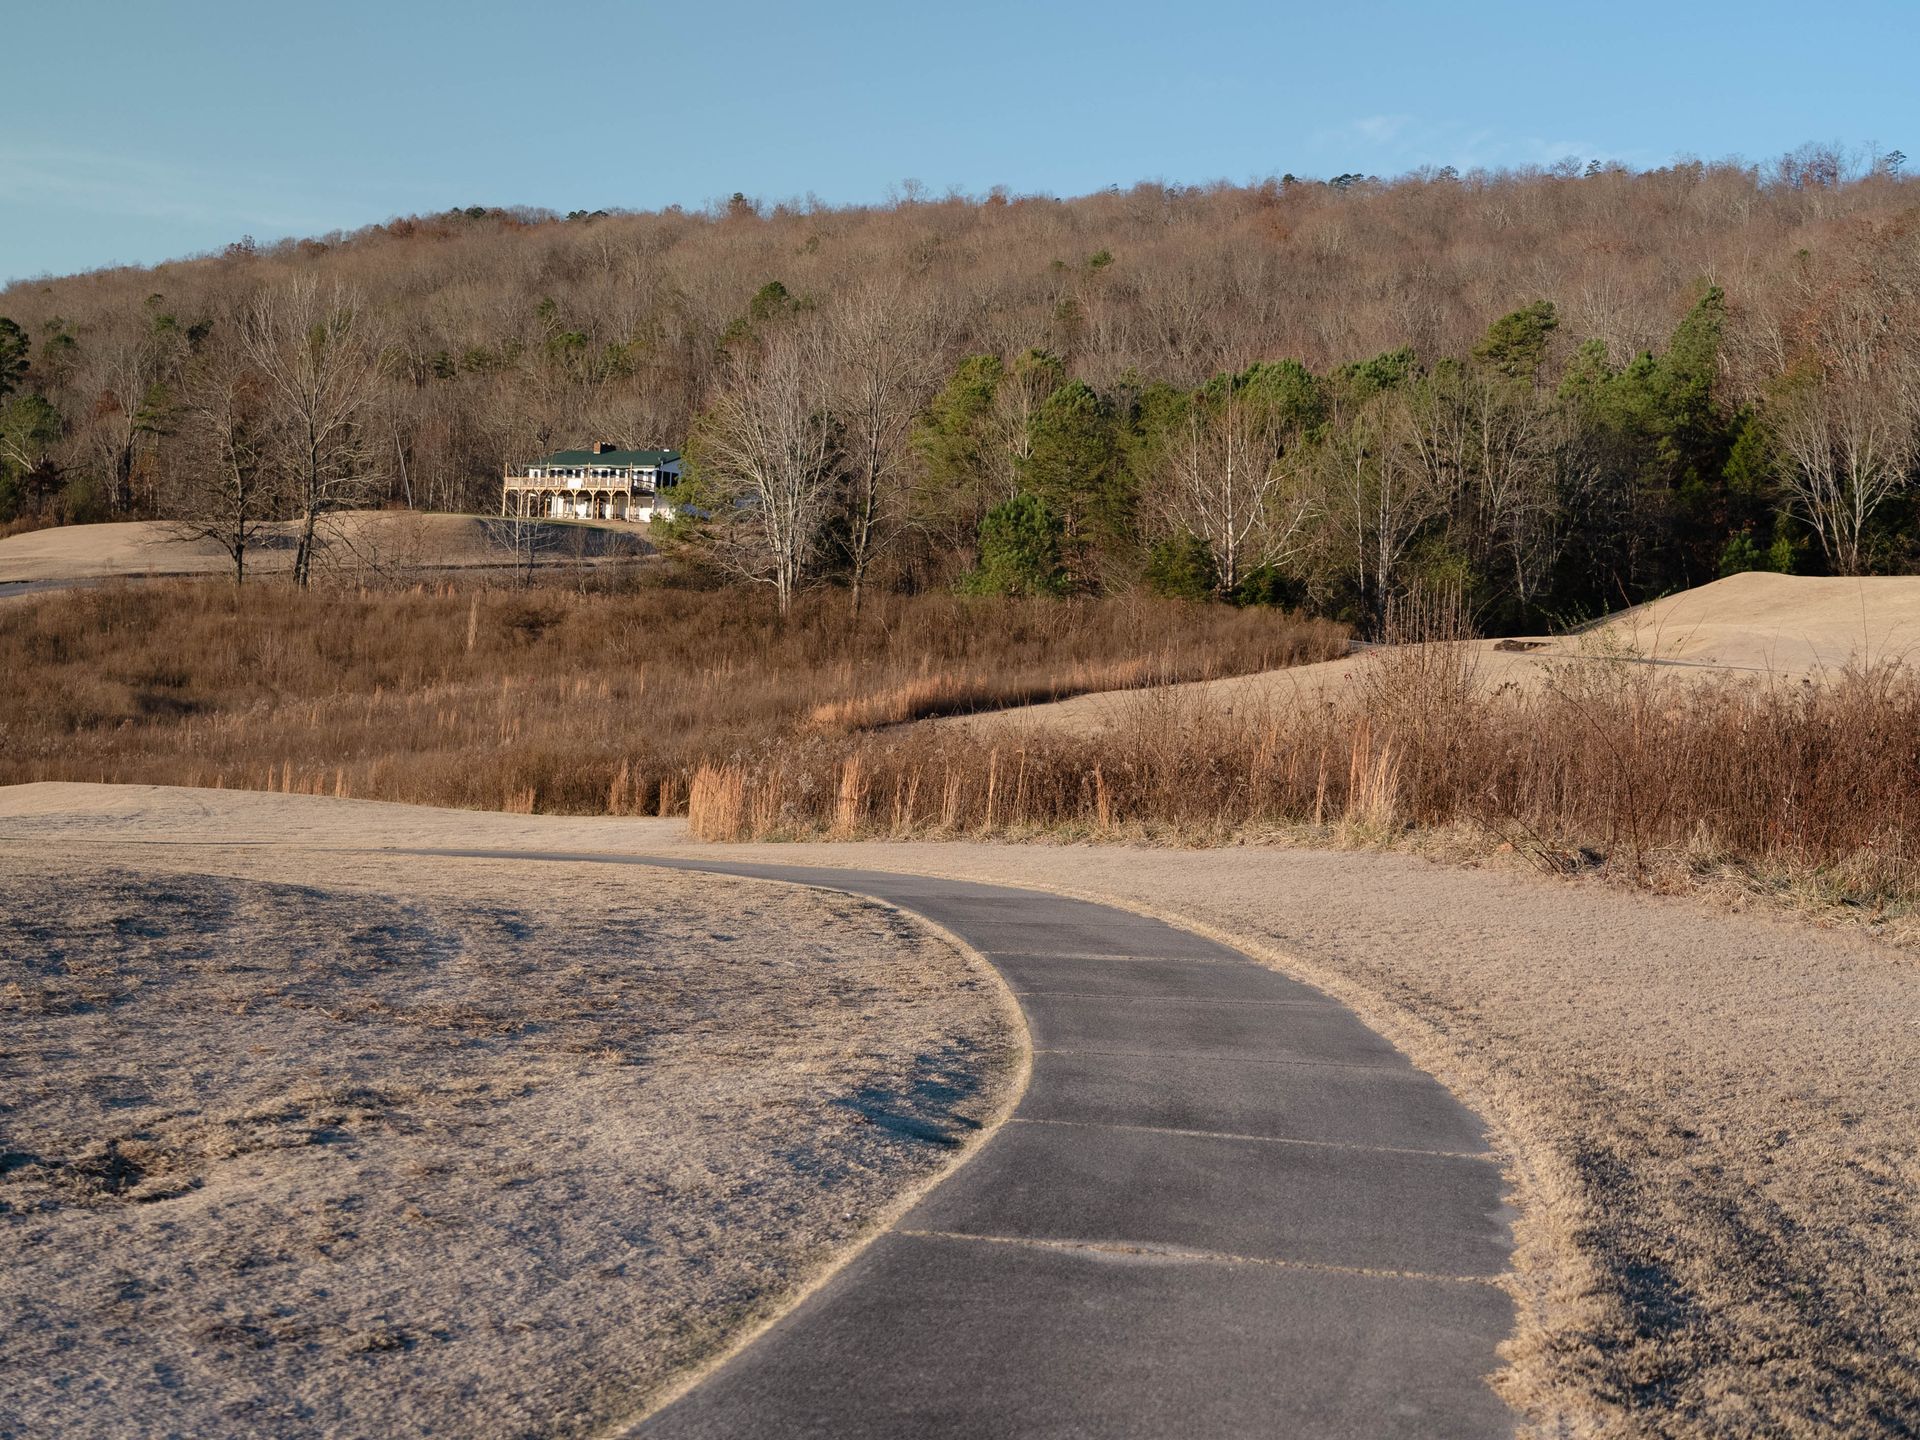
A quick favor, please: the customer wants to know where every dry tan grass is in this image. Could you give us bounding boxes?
[0,581,1343,814]
[804,616,1344,731]
[808,661,1160,731]
[0,840,1021,1439]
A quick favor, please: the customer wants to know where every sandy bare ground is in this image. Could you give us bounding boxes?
[961,572,1920,736]
[5,783,1915,1437]
[0,512,652,587]
[1571,570,1920,672]
[0,825,1021,1439]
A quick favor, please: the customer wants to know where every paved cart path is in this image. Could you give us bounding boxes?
[432,853,1517,1439]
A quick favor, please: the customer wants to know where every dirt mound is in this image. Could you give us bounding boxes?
[0,512,651,585]
[1552,570,1920,674]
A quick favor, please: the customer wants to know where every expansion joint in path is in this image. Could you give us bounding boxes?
[1031,1045,1409,1073]
[893,1228,1504,1287]
[1006,1115,1495,1160]
[1009,989,1332,1008]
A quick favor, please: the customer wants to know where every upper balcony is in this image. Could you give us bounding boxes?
[504,467,660,492]
[507,445,682,493]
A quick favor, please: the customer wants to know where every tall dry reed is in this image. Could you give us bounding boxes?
[688,656,1920,904]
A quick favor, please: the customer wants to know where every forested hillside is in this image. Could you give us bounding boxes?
[2,147,1916,628]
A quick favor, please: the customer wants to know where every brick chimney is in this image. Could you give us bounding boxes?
[593,441,616,454]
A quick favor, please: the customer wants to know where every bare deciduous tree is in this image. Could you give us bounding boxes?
[80,324,179,515]
[1394,365,1562,606]
[481,509,565,587]
[689,319,838,612]
[988,349,1062,501]
[1158,374,1315,594]
[1312,394,1447,630]
[1772,374,1917,575]
[163,339,275,585]
[1769,280,1920,575]
[240,278,387,587]
[1470,378,1562,604]
[828,286,939,616]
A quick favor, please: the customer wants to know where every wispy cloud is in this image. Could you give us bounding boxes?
[1348,114,1413,147]
[0,141,324,234]
[0,137,463,280]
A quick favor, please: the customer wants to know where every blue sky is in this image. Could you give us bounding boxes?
[4,0,1915,284]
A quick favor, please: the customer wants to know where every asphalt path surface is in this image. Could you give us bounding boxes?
[418,851,1516,1439]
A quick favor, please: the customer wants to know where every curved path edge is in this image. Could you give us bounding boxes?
[422,851,1519,1440]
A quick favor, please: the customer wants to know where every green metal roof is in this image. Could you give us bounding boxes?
[535,448,680,467]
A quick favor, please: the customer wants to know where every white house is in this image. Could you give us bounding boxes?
[501,443,683,522]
